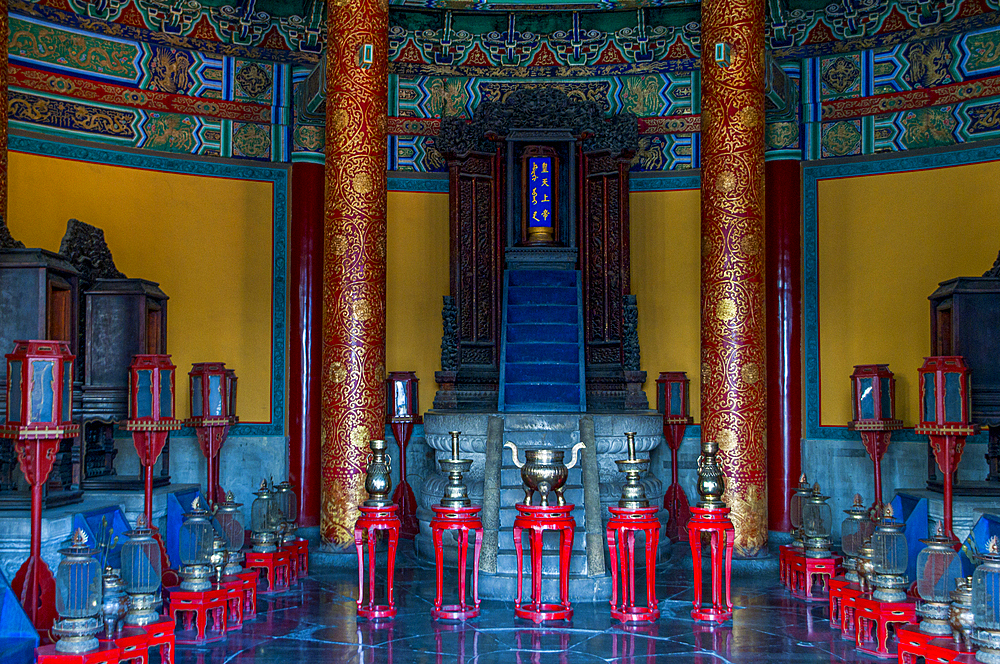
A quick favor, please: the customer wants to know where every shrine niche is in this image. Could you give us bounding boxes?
[432,87,644,412]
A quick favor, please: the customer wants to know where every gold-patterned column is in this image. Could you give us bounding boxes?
[320,0,388,547]
[699,0,768,556]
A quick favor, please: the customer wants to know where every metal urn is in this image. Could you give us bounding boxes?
[100,567,127,639]
[439,431,472,509]
[696,440,726,509]
[210,531,229,585]
[856,536,876,594]
[505,440,586,507]
[951,576,975,652]
[616,431,650,509]
[364,439,394,508]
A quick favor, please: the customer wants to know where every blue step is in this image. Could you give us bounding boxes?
[506,343,578,364]
[507,305,576,324]
[505,363,579,385]
[505,383,580,406]
[507,323,577,343]
[507,286,577,306]
[508,270,576,288]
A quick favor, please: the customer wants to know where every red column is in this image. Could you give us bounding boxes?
[699,0,768,557]
[289,162,323,528]
[320,0,388,547]
[765,160,802,533]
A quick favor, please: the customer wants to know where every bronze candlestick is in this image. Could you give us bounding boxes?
[616,431,650,509]
[439,431,473,509]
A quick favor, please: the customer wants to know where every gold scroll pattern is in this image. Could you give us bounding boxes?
[699,0,768,556]
[0,0,9,226]
[320,0,389,548]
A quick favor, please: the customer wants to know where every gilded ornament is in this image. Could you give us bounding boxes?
[353,297,372,321]
[332,107,350,132]
[741,233,762,257]
[330,361,347,384]
[331,233,347,255]
[738,106,762,130]
[716,298,737,322]
[350,426,370,449]
[352,172,373,195]
[741,362,760,385]
[716,171,737,194]
[718,428,738,451]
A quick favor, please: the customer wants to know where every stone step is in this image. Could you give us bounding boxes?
[508,270,576,288]
[506,323,577,343]
[478,570,613,603]
[505,362,579,384]
[506,342,578,364]
[507,286,577,306]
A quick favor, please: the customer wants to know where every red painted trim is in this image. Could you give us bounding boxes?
[821,72,1000,122]
[386,115,701,136]
[289,162,323,527]
[765,159,803,533]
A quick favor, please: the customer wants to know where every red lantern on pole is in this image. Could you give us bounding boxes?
[386,371,421,539]
[0,340,80,635]
[656,372,693,542]
[847,364,902,515]
[915,356,978,542]
[185,362,233,506]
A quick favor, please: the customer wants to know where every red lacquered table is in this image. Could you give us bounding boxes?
[430,504,483,620]
[607,505,660,623]
[687,505,734,623]
[513,503,576,623]
[355,504,401,620]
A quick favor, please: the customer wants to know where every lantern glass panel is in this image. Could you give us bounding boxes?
[944,372,962,422]
[923,373,935,423]
[880,376,893,419]
[656,382,665,414]
[178,517,213,566]
[29,359,55,423]
[227,378,236,418]
[250,495,280,533]
[277,486,298,523]
[841,517,875,557]
[973,562,1000,630]
[62,360,72,422]
[872,527,908,576]
[191,376,203,417]
[790,494,804,530]
[136,370,153,418]
[858,377,875,420]
[916,546,961,603]
[208,375,223,417]
[393,381,408,417]
[121,537,161,594]
[159,369,173,419]
[803,501,832,539]
[7,360,21,422]
[55,553,101,618]
[669,382,683,417]
[216,512,244,554]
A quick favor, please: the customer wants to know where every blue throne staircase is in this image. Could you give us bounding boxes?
[499,270,586,412]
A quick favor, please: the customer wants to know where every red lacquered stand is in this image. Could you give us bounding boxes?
[234,570,258,619]
[292,538,309,577]
[165,586,228,644]
[841,585,864,640]
[897,624,939,664]
[99,626,148,664]
[355,505,401,620]
[245,549,292,594]
[828,576,854,630]
[36,643,119,664]
[513,503,575,623]
[687,506,735,623]
[431,504,483,621]
[221,578,244,631]
[134,617,175,664]
[792,555,843,602]
[855,595,917,658]
[779,545,805,591]
[606,506,660,623]
[279,542,299,585]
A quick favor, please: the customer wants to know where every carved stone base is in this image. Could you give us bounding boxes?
[433,370,498,411]
[624,371,649,410]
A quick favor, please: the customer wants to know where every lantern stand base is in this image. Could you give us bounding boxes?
[232,570,258,620]
[98,626,148,664]
[513,504,576,624]
[607,506,660,623]
[245,549,292,594]
[355,505,401,621]
[11,555,57,639]
[164,586,228,644]
[278,543,299,585]
[132,617,175,664]
[827,576,856,630]
[840,586,864,641]
[431,504,483,621]
[687,506,735,624]
[897,624,974,664]
[855,595,917,658]
[292,538,309,577]
[35,642,120,664]
[392,481,420,540]
[780,546,806,594]
[791,554,843,602]
[220,578,244,631]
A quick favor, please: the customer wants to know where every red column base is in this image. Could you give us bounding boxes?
[513,504,576,623]
[607,506,660,623]
[430,505,483,621]
[245,550,292,594]
[36,643,120,664]
[855,596,917,658]
[165,587,229,644]
[355,505,401,620]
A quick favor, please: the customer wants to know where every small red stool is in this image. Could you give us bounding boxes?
[828,576,853,630]
[294,538,309,576]
[856,595,917,658]
[245,549,292,594]
[99,627,148,664]
[925,636,969,664]
[607,506,660,623]
[513,503,576,623]
[235,569,258,619]
[355,504,401,619]
[36,643,119,664]
[841,585,863,640]
[687,505,735,623]
[165,586,228,643]
[280,542,299,585]
[897,624,938,664]
[135,617,174,664]
[788,549,806,594]
[430,504,483,620]
[779,545,789,588]
[222,578,244,630]
[793,555,843,601]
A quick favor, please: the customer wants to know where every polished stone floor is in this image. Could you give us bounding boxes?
[173,544,872,664]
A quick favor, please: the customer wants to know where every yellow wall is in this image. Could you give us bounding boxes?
[386,191,450,414]
[8,151,276,423]
[630,188,703,417]
[818,162,1000,427]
